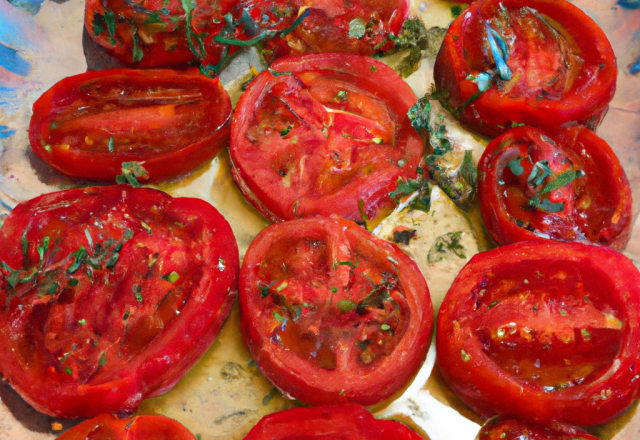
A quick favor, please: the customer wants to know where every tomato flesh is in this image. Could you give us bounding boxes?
[478,126,632,250]
[0,186,239,418]
[243,404,424,440]
[30,69,232,183]
[58,414,196,440]
[240,215,432,406]
[434,0,617,137]
[476,416,600,440]
[231,54,423,223]
[437,241,640,426]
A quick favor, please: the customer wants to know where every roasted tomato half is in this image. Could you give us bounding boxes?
[244,404,424,440]
[240,215,433,406]
[58,414,196,440]
[437,241,640,426]
[235,0,408,60]
[29,69,232,183]
[0,185,239,418]
[84,0,232,67]
[478,126,632,251]
[434,0,617,137]
[476,416,599,440]
[230,53,424,223]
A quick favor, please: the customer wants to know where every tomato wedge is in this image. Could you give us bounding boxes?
[230,53,424,223]
[0,185,239,418]
[437,241,640,426]
[237,0,408,60]
[240,215,433,406]
[58,414,196,440]
[478,126,633,251]
[84,0,232,68]
[476,416,599,440]
[29,69,232,183]
[434,0,617,137]
[243,404,424,440]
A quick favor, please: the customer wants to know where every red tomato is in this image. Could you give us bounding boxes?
[237,0,408,60]
[478,126,633,251]
[230,53,424,223]
[243,404,424,440]
[434,0,617,137]
[476,416,599,440]
[84,0,233,68]
[437,241,640,426]
[0,185,239,418]
[29,69,232,183]
[58,414,196,440]
[240,215,433,406]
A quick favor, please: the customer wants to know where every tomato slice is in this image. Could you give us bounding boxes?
[434,0,617,137]
[243,404,424,440]
[29,69,232,183]
[230,53,424,223]
[240,215,432,406]
[58,414,196,440]
[84,0,233,67]
[476,416,599,440]
[0,185,239,418]
[237,0,408,60]
[437,241,640,426]
[478,126,633,250]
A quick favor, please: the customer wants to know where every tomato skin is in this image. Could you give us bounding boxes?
[434,0,617,137]
[476,416,599,440]
[240,215,433,406]
[84,0,232,68]
[243,404,424,440]
[230,53,424,223]
[58,414,196,440]
[478,126,632,251]
[437,241,640,426]
[0,185,239,418]
[29,69,232,183]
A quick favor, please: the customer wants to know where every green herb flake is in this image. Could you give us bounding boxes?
[335,90,348,101]
[581,329,591,339]
[428,232,466,264]
[123,309,131,321]
[21,231,29,263]
[99,352,107,366]
[115,162,149,187]
[65,367,73,375]
[108,137,114,153]
[140,221,152,235]
[161,271,180,283]
[461,349,471,362]
[348,18,366,39]
[339,389,345,395]
[78,319,86,325]
[262,387,279,406]
[46,282,60,296]
[337,299,357,313]
[337,256,359,269]
[381,324,391,331]
[451,5,463,18]
[507,157,524,176]
[273,311,285,323]
[331,287,338,293]
[280,124,293,137]
[37,237,50,261]
[407,96,430,135]
[370,65,377,72]
[259,281,276,298]
[488,300,499,309]
[560,309,567,317]
[528,195,564,213]
[539,169,584,195]
[134,285,143,302]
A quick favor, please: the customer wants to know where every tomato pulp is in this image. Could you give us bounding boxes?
[230,53,424,223]
[476,416,600,440]
[478,126,632,250]
[0,185,239,418]
[434,0,617,137]
[243,404,424,440]
[240,215,433,406]
[58,414,196,440]
[437,241,640,426]
[30,69,232,183]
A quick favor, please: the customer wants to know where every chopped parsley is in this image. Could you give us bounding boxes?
[161,271,180,283]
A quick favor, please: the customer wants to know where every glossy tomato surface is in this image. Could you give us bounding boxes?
[243,404,424,440]
[237,0,408,60]
[58,414,196,440]
[240,215,433,406]
[0,185,239,418]
[230,53,424,223]
[434,0,617,137]
[476,416,599,440]
[478,126,632,250]
[29,69,232,183]
[437,241,640,426]
[84,0,233,67]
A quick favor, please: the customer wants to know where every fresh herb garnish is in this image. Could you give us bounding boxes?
[161,271,180,283]
[337,299,357,313]
[348,18,366,39]
[507,157,524,176]
[115,162,149,187]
